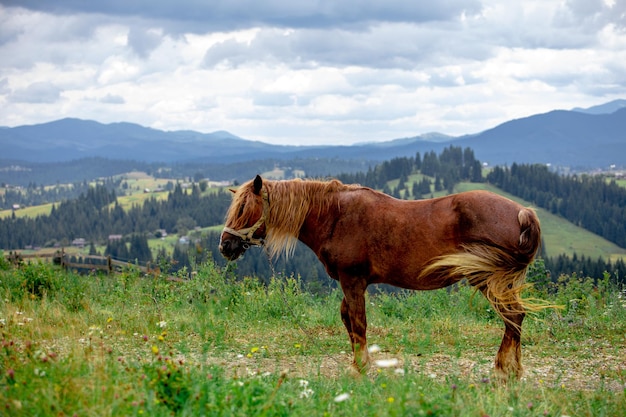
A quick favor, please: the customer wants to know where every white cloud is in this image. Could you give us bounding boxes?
[0,1,624,145]
[10,81,62,103]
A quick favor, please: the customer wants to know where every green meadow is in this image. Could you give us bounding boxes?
[1,258,624,416]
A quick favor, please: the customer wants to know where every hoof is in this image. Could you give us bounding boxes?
[493,366,523,384]
[348,360,370,377]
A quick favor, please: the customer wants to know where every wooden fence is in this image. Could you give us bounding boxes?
[4,249,158,275]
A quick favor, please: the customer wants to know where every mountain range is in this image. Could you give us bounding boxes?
[1,99,625,170]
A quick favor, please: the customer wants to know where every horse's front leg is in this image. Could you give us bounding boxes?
[340,280,369,373]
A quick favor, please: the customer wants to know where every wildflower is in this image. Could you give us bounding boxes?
[374,358,399,368]
[107,317,113,323]
[294,343,302,348]
[151,345,159,355]
[394,368,405,376]
[387,397,395,403]
[368,344,381,354]
[299,379,309,388]
[0,318,5,326]
[250,347,259,353]
[157,321,167,328]
[334,393,350,403]
[300,388,314,399]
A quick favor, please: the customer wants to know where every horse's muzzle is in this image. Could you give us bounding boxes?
[219,234,247,261]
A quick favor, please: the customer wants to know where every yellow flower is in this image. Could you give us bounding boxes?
[107,317,113,323]
[294,343,302,348]
[151,346,159,355]
[250,347,259,353]
[387,397,395,403]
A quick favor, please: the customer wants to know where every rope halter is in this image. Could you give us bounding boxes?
[222,189,269,248]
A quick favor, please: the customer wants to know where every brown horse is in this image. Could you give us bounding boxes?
[219,175,542,380]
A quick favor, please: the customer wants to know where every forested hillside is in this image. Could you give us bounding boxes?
[2,146,625,286]
[0,184,231,249]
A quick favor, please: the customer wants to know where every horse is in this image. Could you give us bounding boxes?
[219,175,543,380]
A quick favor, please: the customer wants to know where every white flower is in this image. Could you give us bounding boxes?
[0,318,5,326]
[157,321,167,328]
[334,393,350,403]
[300,388,314,399]
[368,344,381,354]
[298,379,309,388]
[374,358,399,368]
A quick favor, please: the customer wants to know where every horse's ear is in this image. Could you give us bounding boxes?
[253,175,263,195]
[228,188,236,194]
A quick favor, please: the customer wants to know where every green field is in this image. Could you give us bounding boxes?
[1,261,624,416]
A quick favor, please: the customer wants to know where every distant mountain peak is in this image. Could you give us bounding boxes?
[572,99,626,115]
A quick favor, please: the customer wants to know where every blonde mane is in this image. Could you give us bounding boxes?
[226,178,361,259]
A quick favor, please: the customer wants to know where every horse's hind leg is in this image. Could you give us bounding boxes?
[481,287,525,381]
[340,282,370,373]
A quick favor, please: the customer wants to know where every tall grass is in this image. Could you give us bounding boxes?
[1,258,624,416]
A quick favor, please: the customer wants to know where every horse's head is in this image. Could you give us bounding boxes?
[219,175,269,261]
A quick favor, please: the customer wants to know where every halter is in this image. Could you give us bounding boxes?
[222,189,269,248]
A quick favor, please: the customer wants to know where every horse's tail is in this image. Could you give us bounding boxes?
[419,207,550,328]
[517,207,541,264]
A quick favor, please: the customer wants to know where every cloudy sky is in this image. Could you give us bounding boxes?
[0,0,624,145]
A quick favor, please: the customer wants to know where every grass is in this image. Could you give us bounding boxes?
[1,259,625,416]
[0,202,55,219]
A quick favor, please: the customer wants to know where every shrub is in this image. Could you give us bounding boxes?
[18,262,60,299]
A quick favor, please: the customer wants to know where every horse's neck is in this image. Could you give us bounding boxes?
[293,183,343,253]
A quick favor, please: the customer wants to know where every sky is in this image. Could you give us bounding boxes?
[0,0,625,146]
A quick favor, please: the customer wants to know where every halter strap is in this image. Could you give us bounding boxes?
[222,189,269,247]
